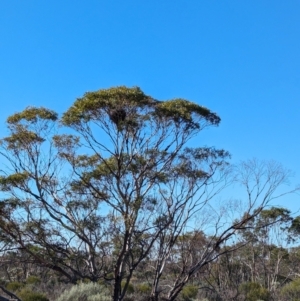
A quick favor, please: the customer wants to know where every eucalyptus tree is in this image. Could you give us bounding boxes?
[1,87,296,301]
[0,86,230,301]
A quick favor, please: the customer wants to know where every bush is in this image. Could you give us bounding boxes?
[26,276,41,285]
[181,285,198,301]
[239,282,270,301]
[87,293,111,301]
[136,282,151,294]
[6,281,25,292]
[281,278,300,301]
[56,282,110,301]
[17,288,49,301]
[121,280,134,294]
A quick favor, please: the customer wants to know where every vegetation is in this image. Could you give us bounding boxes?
[181,285,198,301]
[17,288,49,301]
[281,278,300,301]
[0,86,298,301]
[239,282,270,301]
[56,282,110,301]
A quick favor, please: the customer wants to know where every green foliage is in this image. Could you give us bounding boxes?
[121,280,134,294]
[281,278,300,301]
[181,284,198,301]
[6,106,58,124]
[290,216,300,237]
[61,86,220,133]
[26,276,41,285]
[76,278,91,284]
[62,86,152,126]
[0,172,29,190]
[17,288,49,301]
[56,282,110,301]
[6,281,25,292]
[52,134,80,150]
[260,207,291,221]
[2,130,45,150]
[87,294,111,301]
[136,282,151,294]
[239,282,270,301]
[155,98,220,127]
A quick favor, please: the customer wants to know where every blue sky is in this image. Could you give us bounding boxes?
[1,1,299,211]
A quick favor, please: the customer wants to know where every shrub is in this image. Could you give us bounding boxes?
[6,281,25,292]
[181,284,198,301]
[136,282,151,294]
[87,294,111,301]
[26,276,41,285]
[281,278,300,301]
[76,277,91,284]
[239,282,270,301]
[121,280,134,294]
[56,282,110,301]
[17,288,49,301]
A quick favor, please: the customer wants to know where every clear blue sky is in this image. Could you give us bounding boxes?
[1,1,299,210]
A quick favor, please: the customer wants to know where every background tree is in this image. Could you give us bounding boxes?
[201,206,298,301]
